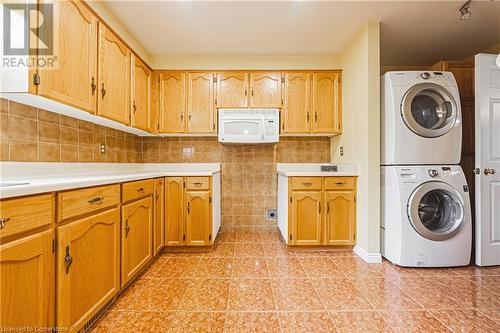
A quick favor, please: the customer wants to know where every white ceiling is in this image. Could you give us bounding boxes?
[101,1,500,66]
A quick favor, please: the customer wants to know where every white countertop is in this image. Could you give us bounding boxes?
[276,163,359,177]
[0,162,220,199]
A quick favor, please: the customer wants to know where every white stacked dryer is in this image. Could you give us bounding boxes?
[380,71,472,267]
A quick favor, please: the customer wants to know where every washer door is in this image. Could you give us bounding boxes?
[401,83,458,138]
[407,181,465,241]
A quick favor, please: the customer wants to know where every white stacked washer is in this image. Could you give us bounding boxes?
[380,71,472,267]
[381,165,471,267]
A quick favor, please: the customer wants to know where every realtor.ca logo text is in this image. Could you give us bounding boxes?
[1,2,58,68]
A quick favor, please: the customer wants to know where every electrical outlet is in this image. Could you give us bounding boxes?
[266,209,277,220]
[100,143,106,154]
[340,146,344,156]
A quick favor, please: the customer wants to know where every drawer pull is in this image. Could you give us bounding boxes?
[125,219,131,238]
[64,246,73,274]
[192,182,203,187]
[0,217,11,229]
[302,182,313,186]
[137,187,145,193]
[334,182,346,185]
[88,197,104,205]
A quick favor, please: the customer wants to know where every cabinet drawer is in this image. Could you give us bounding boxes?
[291,177,322,190]
[324,177,355,190]
[122,179,154,203]
[185,177,210,190]
[57,185,120,221]
[0,194,53,238]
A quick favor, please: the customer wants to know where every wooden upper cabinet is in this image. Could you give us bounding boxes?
[324,191,356,245]
[187,72,215,133]
[38,0,97,113]
[0,230,54,329]
[291,191,322,245]
[131,55,151,132]
[312,72,341,134]
[250,72,283,107]
[283,72,311,133]
[56,208,120,332]
[159,72,186,133]
[216,72,249,107]
[98,24,131,125]
[165,177,184,246]
[185,190,211,246]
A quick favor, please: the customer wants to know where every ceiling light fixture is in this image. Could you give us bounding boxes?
[459,0,472,20]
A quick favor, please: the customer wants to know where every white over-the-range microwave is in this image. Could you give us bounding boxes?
[218,109,279,144]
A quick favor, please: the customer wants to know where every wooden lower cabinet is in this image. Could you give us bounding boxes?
[289,177,356,246]
[185,190,211,246]
[324,191,356,245]
[153,178,165,255]
[291,191,322,245]
[165,177,213,246]
[56,208,120,333]
[121,196,153,287]
[165,177,184,246]
[0,230,54,330]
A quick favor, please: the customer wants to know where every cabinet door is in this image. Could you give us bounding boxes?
[159,72,186,133]
[165,177,184,246]
[38,0,98,113]
[291,191,322,245]
[250,72,282,108]
[131,55,151,132]
[187,72,215,133]
[98,25,130,125]
[0,230,54,329]
[283,72,311,133]
[121,197,153,286]
[153,178,165,255]
[312,72,341,133]
[57,208,120,332]
[185,190,211,246]
[324,191,356,245]
[216,72,248,107]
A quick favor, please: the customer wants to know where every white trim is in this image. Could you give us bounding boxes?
[353,245,382,264]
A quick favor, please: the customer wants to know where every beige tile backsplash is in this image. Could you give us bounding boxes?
[0,98,142,163]
[1,98,331,230]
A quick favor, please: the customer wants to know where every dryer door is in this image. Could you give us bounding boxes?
[401,83,459,138]
[407,181,465,241]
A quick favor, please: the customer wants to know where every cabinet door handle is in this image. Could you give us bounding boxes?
[302,182,312,186]
[180,114,184,121]
[125,219,131,238]
[187,202,190,214]
[251,90,254,96]
[0,217,11,230]
[101,83,106,99]
[155,194,160,200]
[306,112,310,122]
[318,202,321,214]
[335,182,346,185]
[244,89,248,96]
[91,77,97,95]
[137,187,145,193]
[188,114,192,121]
[327,202,330,214]
[64,246,73,274]
[314,112,318,122]
[88,196,104,205]
[133,101,137,113]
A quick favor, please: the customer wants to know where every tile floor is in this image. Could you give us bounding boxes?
[91,229,500,332]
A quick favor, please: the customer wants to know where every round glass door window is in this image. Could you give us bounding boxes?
[401,83,458,138]
[407,182,465,241]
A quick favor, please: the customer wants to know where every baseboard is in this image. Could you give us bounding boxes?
[353,245,382,264]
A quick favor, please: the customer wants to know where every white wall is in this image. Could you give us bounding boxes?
[151,55,340,70]
[331,22,381,255]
